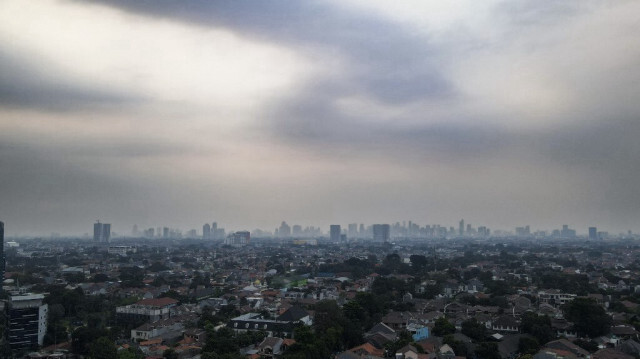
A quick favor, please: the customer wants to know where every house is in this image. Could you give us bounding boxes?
[492,315,519,333]
[592,348,634,359]
[116,297,179,325]
[348,342,385,358]
[544,339,590,358]
[407,321,429,342]
[227,313,296,338]
[257,337,284,358]
[396,344,419,359]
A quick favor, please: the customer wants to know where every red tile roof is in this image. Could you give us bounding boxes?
[136,297,179,307]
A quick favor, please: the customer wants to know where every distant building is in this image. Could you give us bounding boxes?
[348,223,358,238]
[225,231,251,246]
[589,227,598,240]
[278,222,291,237]
[0,221,4,286]
[560,225,576,238]
[330,225,341,242]
[93,221,111,243]
[6,294,48,350]
[203,223,211,239]
[373,224,390,242]
[459,219,464,236]
[108,245,137,256]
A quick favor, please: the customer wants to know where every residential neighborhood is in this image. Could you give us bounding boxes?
[2,234,640,359]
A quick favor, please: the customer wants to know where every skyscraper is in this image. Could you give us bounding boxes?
[589,227,597,240]
[93,221,111,243]
[203,223,211,239]
[279,221,291,237]
[459,219,464,236]
[0,221,4,286]
[373,224,390,242]
[330,225,341,242]
[348,223,358,238]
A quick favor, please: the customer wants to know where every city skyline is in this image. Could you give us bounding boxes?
[0,217,629,239]
[2,1,640,236]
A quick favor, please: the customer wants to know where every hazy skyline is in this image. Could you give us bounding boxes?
[1,1,640,236]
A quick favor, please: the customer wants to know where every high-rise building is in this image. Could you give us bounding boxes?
[348,223,358,238]
[278,222,291,237]
[163,227,170,238]
[373,224,390,242]
[203,223,211,239]
[589,227,597,240]
[7,294,48,350]
[560,225,576,238]
[93,221,111,243]
[0,221,4,286]
[459,219,464,236]
[330,225,341,242]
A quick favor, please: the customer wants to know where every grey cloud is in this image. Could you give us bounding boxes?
[494,0,591,28]
[87,0,451,104]
[0,44,141,111]
[264,87,510,162]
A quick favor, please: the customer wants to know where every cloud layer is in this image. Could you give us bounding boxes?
[1,0,639,235]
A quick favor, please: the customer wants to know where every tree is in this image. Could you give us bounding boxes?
[433,317,456,336]
[443,334,468,357]
[562,298,611,338]
[72,327,109,355]
[119,347,145,359]
[475,342,501,359]
[520,312,554,344]
[163,348,179,359]
[518,337,540,355]
[89,337,117,359]
[92,273,110,282]
[461,318,487,341]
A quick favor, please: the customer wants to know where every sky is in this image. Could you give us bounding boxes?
[1,0,640,236]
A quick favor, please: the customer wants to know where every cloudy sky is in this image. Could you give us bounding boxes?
[1,0,639,236]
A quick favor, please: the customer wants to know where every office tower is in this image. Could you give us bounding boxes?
[560,225,576,238]
[279,221,291,237]
[163,227,170,238]
[589,227,597,240]
[459,219,464,236]
[292,225,302,236]
[211,222,218,239]
[93,221,111,243]
[373,224,390,242]
[203,223,211,239]
[0,221,4,286]
[330,225,341,242]
[7,294,48,350]
[348,223,358,238]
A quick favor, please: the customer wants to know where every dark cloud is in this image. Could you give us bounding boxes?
[0,43,141,111]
